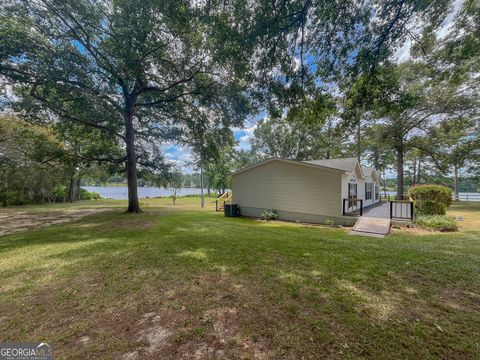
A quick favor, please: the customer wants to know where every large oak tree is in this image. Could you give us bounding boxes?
[0,0,256,212]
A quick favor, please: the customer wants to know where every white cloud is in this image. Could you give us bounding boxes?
[161,143,195,173]
[437,0,464,39]
[394,0,464,63]
[394,38,412,64]
[233,123,257,151]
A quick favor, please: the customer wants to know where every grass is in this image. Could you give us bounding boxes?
[0,197,479,359]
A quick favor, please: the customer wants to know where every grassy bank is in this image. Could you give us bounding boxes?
[0,198,479,359]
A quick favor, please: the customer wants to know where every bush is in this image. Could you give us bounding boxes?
[415,215,458,232]
[79,188,101,200]
[325,218,337,227]
[261,209,278,221]
[53,185,68,202]
[408,184,452,216]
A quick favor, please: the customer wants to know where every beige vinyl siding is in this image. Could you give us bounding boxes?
[232,160,342,216]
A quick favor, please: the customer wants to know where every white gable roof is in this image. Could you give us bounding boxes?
[232,157,381,179]
[303,157,367,178]
[232,158,347,176]
[303,157,358,172]
[362,167,380,182]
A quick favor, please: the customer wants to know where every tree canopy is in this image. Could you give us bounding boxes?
[0,0,258,212]
[1,0,478,207]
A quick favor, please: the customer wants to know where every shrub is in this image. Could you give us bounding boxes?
[53,185,67,202]
[261,209,278,221]
[79,188,101,200]
[408,184,452,216]
[415,215,458,232]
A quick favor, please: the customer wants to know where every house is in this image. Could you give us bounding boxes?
[231,157,381,225]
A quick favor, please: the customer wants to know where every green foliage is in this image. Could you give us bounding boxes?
[0,117,66,206]
[325,218,337,227]
[251,99,342,161]
[415,200,447,216]
[9,184,101,204]
[79,188,101,201]
[261,209,279,221]
[415,215,458,232]
[409,184,453,215]
[52,185,68,202]
[205,145,236,193]
[0,0,261,212]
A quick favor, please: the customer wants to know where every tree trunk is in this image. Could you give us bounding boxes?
[356,119,361,162]
[68,170,76,203]
[417,158,422,184]
[76,175,81,201]
[412,158,417,185]
[395,147,404,200]
[383,170,387,197]
[173,188,177,205]
[326,118,332,159]
[453,164,459,201]
[125,100,141,213]
[200,159,205,208]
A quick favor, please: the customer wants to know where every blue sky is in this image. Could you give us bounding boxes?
[164,124,259,173]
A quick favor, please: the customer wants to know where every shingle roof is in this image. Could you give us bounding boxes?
[303,157,358,173]
[231,158,346,176]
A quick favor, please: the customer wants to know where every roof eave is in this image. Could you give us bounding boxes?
[231,158,346,176]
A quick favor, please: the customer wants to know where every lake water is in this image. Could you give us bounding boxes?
[83,186,204,200]
[85,186,480,202]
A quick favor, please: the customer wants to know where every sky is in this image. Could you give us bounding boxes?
[162,123,258,174]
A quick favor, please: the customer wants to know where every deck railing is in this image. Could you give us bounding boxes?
[343,198,363,216]
[215,192,231,211]
[380,194,391,202]
[390,200,414,221]
[381,194,411,201]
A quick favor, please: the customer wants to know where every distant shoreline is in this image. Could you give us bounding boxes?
[84,184,201,188]
[83,186,205,200]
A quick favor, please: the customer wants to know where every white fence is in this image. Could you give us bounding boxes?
[452,193,480,202]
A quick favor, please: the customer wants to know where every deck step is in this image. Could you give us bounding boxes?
[350,217,391,237]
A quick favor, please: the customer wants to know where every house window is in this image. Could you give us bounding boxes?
[365,183,373,200]
[375,185,379,200]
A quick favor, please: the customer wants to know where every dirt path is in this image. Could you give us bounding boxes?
[0,208,110,237]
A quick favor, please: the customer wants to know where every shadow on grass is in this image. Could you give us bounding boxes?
[1,207,480,358]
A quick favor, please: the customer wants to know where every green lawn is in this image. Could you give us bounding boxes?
[0,198,479,359]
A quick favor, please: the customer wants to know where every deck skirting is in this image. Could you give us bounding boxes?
[237,206,358,226]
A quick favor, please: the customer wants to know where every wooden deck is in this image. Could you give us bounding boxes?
[362,202,391,219]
